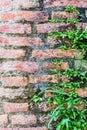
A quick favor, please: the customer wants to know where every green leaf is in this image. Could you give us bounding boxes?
[32,95,41,103]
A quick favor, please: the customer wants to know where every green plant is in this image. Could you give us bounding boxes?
[49,18,79,24]
[65,6,79,15]
[48,26,87,59]
[66,18,79,24]
[32,68,87,130]
[49,6,80,25]
[32,89,45,103]
[32,5,87,130]
[49,19,65,23]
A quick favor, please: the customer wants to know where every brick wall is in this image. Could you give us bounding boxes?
[0,0,87,129]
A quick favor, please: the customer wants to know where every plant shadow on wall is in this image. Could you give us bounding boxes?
[32,6,87,130]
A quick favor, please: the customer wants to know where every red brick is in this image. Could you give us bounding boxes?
[76,88,87,98]
[0,0,11,11]
[0,0,39,11]
[19,128,48,130]
[0,49,25,59]
[43,62,69,71]
[29,75,59,83]
[37,23,70,33]
[32,49,77,59]
[0,24,31,34]
[0,36,44,47]
[3,102,28,113]
[1,77,28,87]
[77,23,87,30]
[38,102,51,112]
[0,128,12,130]
[44,90,54,98]
[39,116,49,124]
[11,115,37,125]
[13,0,39,9]
[52,11,78,20]
[0,61,39,73]
[75,104,84,110]
[48,37,71,49]
[0,11,48,22]
[66,104,84,110]
[47,36,60,48]
[65,88,87,98]
[0,115,8,125]
[29,75,68,84]
[44,0,87,8]
[0,128,48,130]
[0,88,27,99]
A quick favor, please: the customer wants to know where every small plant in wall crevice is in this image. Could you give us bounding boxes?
[48,26,87,59]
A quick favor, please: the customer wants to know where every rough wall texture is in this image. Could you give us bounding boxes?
[0,0,87,129]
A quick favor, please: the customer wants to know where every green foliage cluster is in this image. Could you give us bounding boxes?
[49,6,80,24]
[65,6,80,14]
[48,26,87,59]
[32,6,87,130]
[32,68,87,130]
[49,18,79,24]
[48,6,87,58]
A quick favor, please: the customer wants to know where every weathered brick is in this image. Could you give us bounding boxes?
[29,75,68,83]
[37,23,70,33]
[65,88,87,98]
[0,36,44,47]
[75,104,84,110]
[0,0,39,11]
[38,102,51,112]
[52,11,78,20]
[1,77,28,87]
[11,115,37,125]
[43,62,69,71]
[0,61,39,73]
[0,0,11,11]
[44,90,54,98]
[0,128,48,130]
[3,102,28,113]
[0,88,27,99]
[47,36,60,48]
[76,88,87,98]
[0,115,8,125]
[13,0,39,9]
[44,0,87,8]
[19,128,48,130]
[0,128,12,130]
[32,49,77,59]
[29,75,59,83]
[0,24,31,34]
[75,60,87,70]
[0,49,26,59]
[82,23,87,30]
[39,116,49,124]
[0,11,48,22]
[65,103,84,110]
[78,23,87,30]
